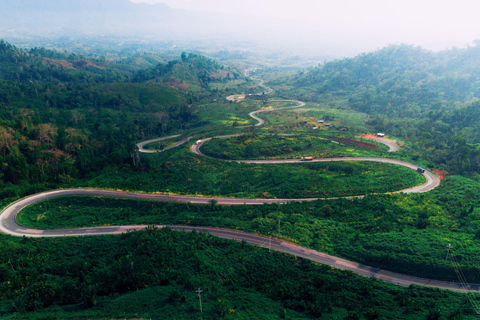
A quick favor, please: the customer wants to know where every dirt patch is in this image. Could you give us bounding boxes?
[338,138,377,149]
[45,58,74,69]
[44,58,106,70]
[169,79,190,89]
[361,134,379,140]
[433,169,448,180]
[226,95,245,102]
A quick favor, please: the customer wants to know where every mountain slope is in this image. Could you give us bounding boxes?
[292,44,480,117]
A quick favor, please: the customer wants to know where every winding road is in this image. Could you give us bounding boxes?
[0,189,477,292]
[0,70,467,293]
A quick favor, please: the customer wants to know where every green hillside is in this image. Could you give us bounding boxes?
[291,44,480,117]
[274,44,480,175]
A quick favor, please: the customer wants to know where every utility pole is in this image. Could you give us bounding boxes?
[196,288,203,313]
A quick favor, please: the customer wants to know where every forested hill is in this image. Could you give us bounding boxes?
[293,44,480,117]
[0,40,236,89]
[0,41,233,197]
[133,52,241,91]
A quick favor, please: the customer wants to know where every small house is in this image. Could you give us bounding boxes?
[318,120,324,123]
[377,133,385,137]
[340,127,348,131]
[324,123,331,127]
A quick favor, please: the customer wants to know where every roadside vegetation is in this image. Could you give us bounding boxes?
[17,174,480,285]
[80,147,425,199]
[0,229,478,319]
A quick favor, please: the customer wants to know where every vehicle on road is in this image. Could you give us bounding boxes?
[301,156,314,161]
[417,167,425,173]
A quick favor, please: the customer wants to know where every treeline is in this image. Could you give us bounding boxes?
[0,80,201,195]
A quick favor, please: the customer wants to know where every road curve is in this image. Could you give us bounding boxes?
[191,139,439,194]
[237,99,306,128]
[0,195,477,292]
[137,134,195,153]
[364,137,400,152]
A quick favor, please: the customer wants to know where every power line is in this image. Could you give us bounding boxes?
[446,244,480,315]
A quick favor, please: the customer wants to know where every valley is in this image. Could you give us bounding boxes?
[2,39,480,319]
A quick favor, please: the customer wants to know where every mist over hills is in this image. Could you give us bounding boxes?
[0,0,359,58]
[0,0,197,36]
[0,0,270,40]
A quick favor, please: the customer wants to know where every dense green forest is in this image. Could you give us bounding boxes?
[0,40,242,197]
[1,228,478,319]
[290,44,480,117]
[5,37,480,319]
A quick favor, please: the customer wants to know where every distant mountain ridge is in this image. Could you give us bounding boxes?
[0,0,233,38]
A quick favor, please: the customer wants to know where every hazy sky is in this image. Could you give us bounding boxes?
[129,0,480,51]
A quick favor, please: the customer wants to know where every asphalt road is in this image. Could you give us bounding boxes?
[0,196,476,292]
[191,139,440,194]
[137,134,195,153]
[237,100,306,128]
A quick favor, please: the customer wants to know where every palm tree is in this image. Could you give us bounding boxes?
[208,199,217,210]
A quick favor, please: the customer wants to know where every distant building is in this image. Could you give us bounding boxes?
[312,126,318,129]
[318,120,324,123]
[324,123,331,127]
[377,133,385,137]
[340,127,348,131]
